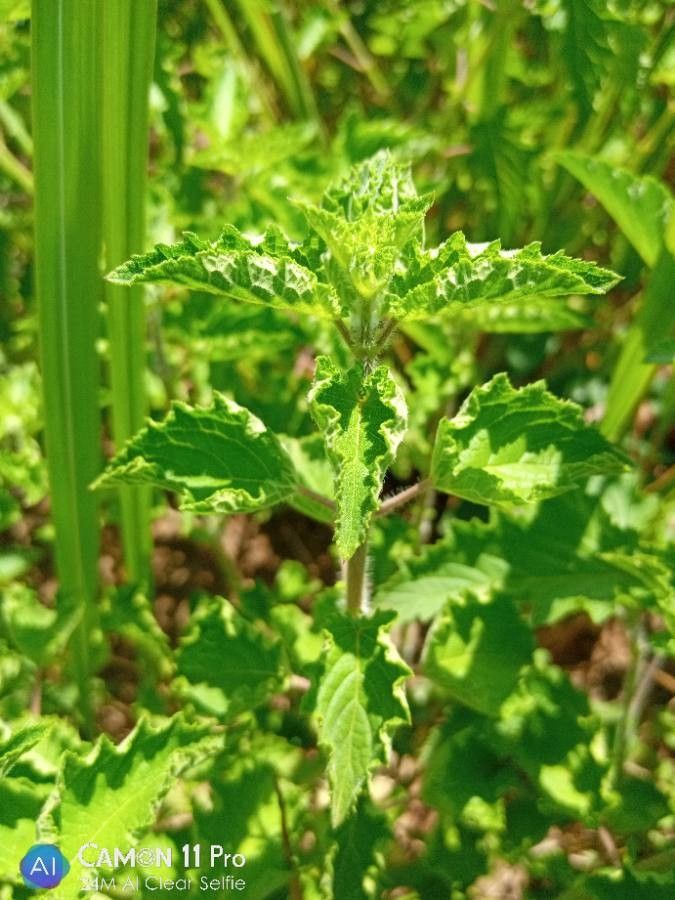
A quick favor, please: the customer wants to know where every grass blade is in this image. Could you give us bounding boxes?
[102,0,157,585]
[233,0,318,123]
[31,0,103,732]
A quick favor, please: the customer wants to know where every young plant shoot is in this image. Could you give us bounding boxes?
[96,152,627,824]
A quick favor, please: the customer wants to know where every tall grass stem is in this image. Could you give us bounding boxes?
[31,0,103,734]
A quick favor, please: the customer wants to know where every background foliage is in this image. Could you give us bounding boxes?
[0,1,673,898]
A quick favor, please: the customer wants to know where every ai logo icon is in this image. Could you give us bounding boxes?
[20,844,70,890]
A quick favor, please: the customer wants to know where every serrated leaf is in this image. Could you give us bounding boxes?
[177,597,285,716]
[558,152,673,268]
[0,722,48,777]
[380,478,665,626]
[309,358,407,558]
[94,394,297,514]
[423,593,533,716]
[301,204,427,300]
[313,609,410,826]
[299,151,431,300]
[387,232,619,321]
[431,373,628,507]
[321,151,425,220]
[38,716,217,900]
[107,226,339,318]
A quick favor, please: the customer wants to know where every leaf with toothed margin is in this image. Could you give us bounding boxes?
[386,232,620,321]
[0,722,49,777]
[37,716,219,900]
[312,609,411,826]
[423,592,534,716]
[106,225,340,318]
[431,373,628,507]
[309,357,407,559]
[321,151,427,220]
[298,151,432,299]
[177,597,286,717]
[92,394,297,514]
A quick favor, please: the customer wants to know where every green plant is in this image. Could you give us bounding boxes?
[102,0,157,585]
[96,152,629,825]
[30,0,104,734]
[558,152,675,441]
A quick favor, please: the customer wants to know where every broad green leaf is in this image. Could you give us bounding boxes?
[423,593,533,716]
[431,373,628,506]
[446,296,592,333]
[424,660,604,841]
[379,478,666,626]
[0,722,48,777]
[603,778,669,836]
[281,434,335,525]
[424,713,521,831]
[94,394,297,514]
[558,152,675,440]
[0,778,49,883]
[193,753,292,900]
[38,716,217,900]
[0,584,77,666]
[177,597,285,716]
[309,357,407,559]
[558,152,673,268]
[387,232,619,322]
[332,802,389,900]
[375,549,500,624]
[313,609,411,826]
[107,226,339,318]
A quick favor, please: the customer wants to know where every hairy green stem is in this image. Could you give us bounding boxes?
[377,479,430,517]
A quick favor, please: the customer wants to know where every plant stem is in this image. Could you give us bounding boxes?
[102,0,157,586]
[0,100,34,156]
[610,618,653,788]
[377,479,430,517]
[334,318,354,350]
[346,539,368,616]
[32,0,104,736]
[296,484,336,514]
[273,776,303,900]
[0,132,33,193]
[325,0,390,100]
[374,317,399,354]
